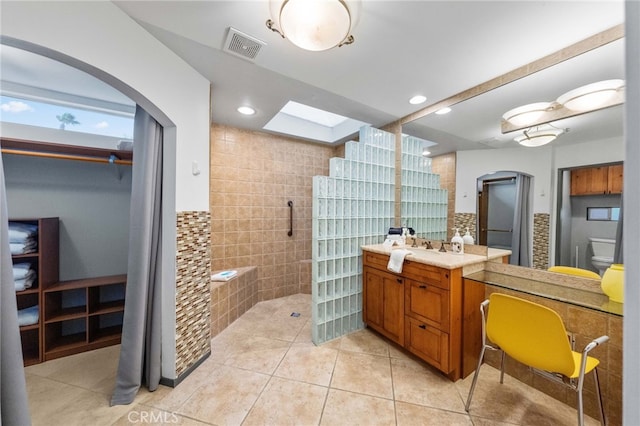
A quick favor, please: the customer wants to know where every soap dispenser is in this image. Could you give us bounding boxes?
[462,227,475,246]
[451,228,464,255]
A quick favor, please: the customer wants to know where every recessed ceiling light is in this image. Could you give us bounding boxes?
[409,95,427,105]
[435,107,451,115]
[237,106,256,115]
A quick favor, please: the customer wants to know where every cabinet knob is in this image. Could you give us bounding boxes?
[396,278,403,284]
[418,324,427,330]
[419,285,427,289]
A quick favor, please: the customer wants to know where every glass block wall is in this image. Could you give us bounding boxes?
[311,127,396,344]
[401,134,448,241]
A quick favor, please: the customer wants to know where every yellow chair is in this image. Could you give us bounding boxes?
[548,266,601,280]
[465,293,608,426]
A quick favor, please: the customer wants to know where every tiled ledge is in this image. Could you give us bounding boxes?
[210,266,258,337]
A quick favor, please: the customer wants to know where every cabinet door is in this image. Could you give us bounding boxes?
[405,279,450,332]
[405,317,449,372]
[571,167,608,195]
[607,164,623,194]
[363,267,404,345]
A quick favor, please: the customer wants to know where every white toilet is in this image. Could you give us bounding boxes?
[589,237,616,276]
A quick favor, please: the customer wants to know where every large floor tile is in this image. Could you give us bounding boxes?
[391,357,467,413]
[274,343,338,386]
[339,328,390,357]
[331,351,393,399]
[243,376,328,426]
[178,365,270,425]
[395,401,473,426]
[320,388,396,426]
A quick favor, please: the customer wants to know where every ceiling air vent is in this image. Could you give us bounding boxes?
[223,27,266,61]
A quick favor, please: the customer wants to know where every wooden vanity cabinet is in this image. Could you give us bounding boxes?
[363,251,463,380]
[363,266,404,346]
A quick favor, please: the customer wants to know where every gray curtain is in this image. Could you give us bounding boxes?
[111,106,163,406]
[0,151,32,425]
[614,195,623,264]
[511,173,533,267]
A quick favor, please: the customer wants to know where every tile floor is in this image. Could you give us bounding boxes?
[25,294,599,425]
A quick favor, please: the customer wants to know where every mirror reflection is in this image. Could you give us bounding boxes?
[401,37,624,271]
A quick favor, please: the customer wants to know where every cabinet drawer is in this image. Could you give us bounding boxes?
[363,251,450,290]
[405,316,449,373]
[405,279,449,332]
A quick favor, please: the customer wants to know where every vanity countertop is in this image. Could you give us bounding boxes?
[361,244,511,270]
[464,269,622,317]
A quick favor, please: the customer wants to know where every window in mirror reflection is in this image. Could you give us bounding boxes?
[586,207,620,221]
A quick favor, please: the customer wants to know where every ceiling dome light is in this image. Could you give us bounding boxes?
[502,102,553,127]
[435,107,451,115]
[515,127,563,147]
[409,95,427,105]
[266,0,354,51]
[557,79,624,112]
[237,106,256,115]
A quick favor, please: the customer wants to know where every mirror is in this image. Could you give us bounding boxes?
[400,35,625,268]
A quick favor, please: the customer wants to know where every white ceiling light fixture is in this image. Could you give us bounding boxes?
[502,102,553,127]
[237,106,256,115]
[515,126,564,147]
[435,107,451,115]
[266,0,355,51]
[557,79,624,112]
[409,95,427,105]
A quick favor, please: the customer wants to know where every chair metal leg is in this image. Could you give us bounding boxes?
[465,345,487,412]
[499,350,506,384]
[593,368,606,425]
[578,386,585,426]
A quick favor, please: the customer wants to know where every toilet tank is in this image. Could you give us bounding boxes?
[589,237,616,257]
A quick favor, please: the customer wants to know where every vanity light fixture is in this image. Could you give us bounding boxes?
[435,107,451,115]
[515,126,563,147]
[502,102,554,127]
[557,79,624,112]
[266,0,355,51]
[409,95,427,105]
[237,106,256,115]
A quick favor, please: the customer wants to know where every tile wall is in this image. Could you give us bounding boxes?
[209,125,334,301]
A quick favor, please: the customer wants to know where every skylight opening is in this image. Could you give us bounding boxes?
[280,101,349,127]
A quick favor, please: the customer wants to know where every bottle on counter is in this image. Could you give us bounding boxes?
[463,227,475,245]
[451,228,464,255]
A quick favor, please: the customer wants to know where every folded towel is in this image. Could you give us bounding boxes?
[17,305,39,326]
[13,263,33,280]
[8,223,38,243]
[387,249,413,274]
[211,270,238,281]
[10,240,37,255]
[15,274,36,292]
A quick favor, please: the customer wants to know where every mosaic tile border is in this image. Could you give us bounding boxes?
[533,213,550,270]
[175,211,211,376]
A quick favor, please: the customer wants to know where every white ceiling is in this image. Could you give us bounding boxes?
[0,1,626,155]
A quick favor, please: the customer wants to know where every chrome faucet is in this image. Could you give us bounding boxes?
[422,241,433,250]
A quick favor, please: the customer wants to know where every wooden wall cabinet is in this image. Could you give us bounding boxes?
[570,164,623,196]
[363,250,466,380]
[11,218,59,366]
